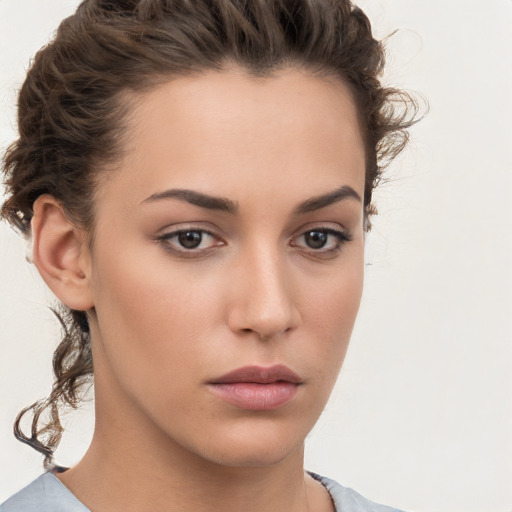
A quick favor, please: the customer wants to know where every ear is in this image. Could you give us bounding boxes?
[31,195,94,311]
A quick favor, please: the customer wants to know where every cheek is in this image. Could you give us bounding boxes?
[299,254,364,379]
[306,250,363,329]
[89,240,222,381]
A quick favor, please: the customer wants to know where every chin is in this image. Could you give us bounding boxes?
[204,442,302,469]
[188,419,308,469]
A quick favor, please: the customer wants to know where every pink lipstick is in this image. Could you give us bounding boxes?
[208,365,302,411]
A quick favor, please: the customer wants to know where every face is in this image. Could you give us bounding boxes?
[84,67,366,468]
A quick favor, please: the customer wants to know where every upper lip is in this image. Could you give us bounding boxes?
[209,365,302,384]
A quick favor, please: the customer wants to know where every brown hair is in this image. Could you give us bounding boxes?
[1,0,420,466]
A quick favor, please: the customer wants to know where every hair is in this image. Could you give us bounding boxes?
[1,0,420,467]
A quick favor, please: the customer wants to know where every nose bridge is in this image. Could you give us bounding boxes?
[228,240,300,339]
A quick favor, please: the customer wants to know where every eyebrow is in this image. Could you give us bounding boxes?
[293,185,361,215]
[142,189,238,213]
[142,184,361,215]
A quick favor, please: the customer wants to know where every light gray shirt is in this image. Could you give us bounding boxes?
[0,471,405,511]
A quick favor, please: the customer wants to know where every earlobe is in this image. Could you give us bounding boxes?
[31,195,94,312]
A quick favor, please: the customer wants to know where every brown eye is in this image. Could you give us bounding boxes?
[291,227,352,256]
[178,231,203,249]
[304,230,328,249]
[157,228,224,256]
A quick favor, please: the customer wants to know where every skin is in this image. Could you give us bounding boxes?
[32,66,366,512]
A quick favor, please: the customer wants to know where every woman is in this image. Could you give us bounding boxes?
[0,1,417,511]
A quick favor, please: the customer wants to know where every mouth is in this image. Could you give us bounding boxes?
[207,365,303,411]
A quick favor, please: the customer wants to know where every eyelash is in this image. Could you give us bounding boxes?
[155,226,352,258]
[156,227,222,258]
[290,227,353,258]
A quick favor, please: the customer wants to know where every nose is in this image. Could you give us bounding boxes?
[227,248,301,340]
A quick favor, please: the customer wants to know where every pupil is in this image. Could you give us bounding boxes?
[305,230,327,249]
[178,231,202,249]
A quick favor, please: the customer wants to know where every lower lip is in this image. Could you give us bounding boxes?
[208,382,300,410]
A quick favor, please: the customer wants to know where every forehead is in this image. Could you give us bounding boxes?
[96,67,366,212]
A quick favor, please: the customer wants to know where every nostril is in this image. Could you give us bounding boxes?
[234,316,298,341]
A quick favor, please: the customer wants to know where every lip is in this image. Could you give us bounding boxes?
[208,365,303,411]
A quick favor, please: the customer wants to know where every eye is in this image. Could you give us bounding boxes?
[156,228,224,255]
[291,227,352,255]
[303,230,330,249]
[176,230,204,249]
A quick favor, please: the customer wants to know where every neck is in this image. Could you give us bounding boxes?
[60,433,311,512]
[56,380,325,512]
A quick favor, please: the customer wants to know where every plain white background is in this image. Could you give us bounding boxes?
[1,1,511,511]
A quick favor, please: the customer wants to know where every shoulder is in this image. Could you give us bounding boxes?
[310,473,407,512]
[0,472,89,512]
[2,470,406,512]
